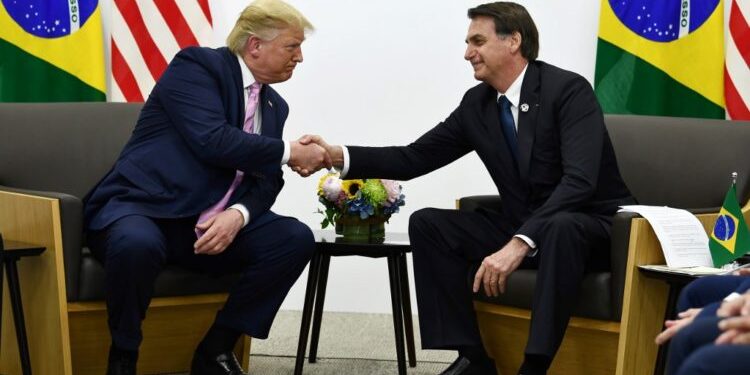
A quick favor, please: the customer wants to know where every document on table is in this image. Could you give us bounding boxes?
[620,205,712,268]
[638,264,725,276]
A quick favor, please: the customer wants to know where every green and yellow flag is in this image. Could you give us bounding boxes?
[595,0,725,118]
[0,1,105,102]
[709,182,750,267]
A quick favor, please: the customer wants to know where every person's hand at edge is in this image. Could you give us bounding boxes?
[717,315,750,344]
[655,308,702,345]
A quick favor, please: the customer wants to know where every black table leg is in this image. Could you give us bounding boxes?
[7,259,32,375]
[398,252,417,367]
[388,255,407,375]
[654,283,683,375]
[295,252,322,375]
[309,255,331,363]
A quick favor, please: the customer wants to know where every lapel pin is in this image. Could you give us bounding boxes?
[520,103,529,112]
[268,100,273,107]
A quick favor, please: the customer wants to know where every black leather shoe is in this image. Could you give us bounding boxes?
[440,355,497,375]
[190,350,247,375]
[106,355,136,375]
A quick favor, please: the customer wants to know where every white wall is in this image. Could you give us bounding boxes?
[100,0,604,313]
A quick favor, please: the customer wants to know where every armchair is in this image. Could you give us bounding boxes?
[0,103,250,375]
[462,114,750,375]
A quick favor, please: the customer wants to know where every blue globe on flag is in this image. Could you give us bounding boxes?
[609,0,720,42]
[2,0,98,38]
[714,214,737,241]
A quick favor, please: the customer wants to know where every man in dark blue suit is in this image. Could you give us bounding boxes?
[83,1,330,374]
[301,2,634,374]
[656,272,750,374]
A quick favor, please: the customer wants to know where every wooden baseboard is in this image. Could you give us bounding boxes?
[68,294,251,375]
[474,302,619,375]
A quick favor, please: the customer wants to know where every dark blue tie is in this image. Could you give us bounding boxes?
[498,95,518,162]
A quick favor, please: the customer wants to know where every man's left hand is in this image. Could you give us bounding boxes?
[717,291,750,318]
[473,237,530,297]
[717,315,750,345]
[194,209,244,255]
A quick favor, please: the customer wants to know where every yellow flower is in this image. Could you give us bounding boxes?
[341,179,365,199]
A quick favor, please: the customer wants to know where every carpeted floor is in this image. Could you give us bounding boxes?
[247,310,454,374]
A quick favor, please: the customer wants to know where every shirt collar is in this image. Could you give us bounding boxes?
[497,63,528,108]
[236,54,260,90]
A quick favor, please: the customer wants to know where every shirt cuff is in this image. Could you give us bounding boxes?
[228,204,250,227]
[724,292,742,303]
[339,145,350,178]
[514,234,538,257]
[280,141,291,165]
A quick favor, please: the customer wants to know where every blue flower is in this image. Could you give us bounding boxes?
[348,197,375,219]
[383,194,406,215]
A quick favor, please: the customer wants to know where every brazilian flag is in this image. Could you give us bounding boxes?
[710,183,750,267]
[0,0,105,101]
[595,0,724,119]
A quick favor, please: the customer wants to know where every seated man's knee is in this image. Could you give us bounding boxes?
[408,208,441,236]
[285,220,315,260]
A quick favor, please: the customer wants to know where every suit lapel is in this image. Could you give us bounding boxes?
[517,63,540,184]
[479,84,518,169]
[221,48,245,129]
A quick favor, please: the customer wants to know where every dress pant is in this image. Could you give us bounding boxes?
[667,315,750,375]
[407,207,610,359]
[88,213,314,351]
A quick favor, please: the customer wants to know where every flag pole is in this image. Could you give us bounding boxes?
[732,172,738,186]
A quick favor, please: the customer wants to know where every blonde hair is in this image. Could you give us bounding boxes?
[226,0,314,54]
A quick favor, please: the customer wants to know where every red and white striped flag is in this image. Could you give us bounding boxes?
[111,0,213,102]
[725,0,750,120]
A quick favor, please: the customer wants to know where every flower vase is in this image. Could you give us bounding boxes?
[334,221,343,235]
[337,216,387,240]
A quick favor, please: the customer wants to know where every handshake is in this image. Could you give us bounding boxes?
[288,135,342,177]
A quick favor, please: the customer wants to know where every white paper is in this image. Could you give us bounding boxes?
[639,264,724,276]
[620,205,712,268]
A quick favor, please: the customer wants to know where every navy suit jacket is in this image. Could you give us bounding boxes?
[346,61,635,241]
[84,47,288,231]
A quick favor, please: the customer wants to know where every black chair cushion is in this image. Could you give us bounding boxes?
[76,248,242,301]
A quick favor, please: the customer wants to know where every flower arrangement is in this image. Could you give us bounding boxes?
[317,172,405,229]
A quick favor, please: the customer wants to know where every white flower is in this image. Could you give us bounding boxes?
[322,176,343,202]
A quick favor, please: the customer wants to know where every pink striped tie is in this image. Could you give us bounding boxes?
[196,83,261,236]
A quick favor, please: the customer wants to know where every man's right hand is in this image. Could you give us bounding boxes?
[288,141,331,177]
[298,134,344,170]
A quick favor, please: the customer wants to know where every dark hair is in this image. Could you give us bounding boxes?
[468,2,539,61]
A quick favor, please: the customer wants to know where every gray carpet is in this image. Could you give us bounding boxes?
[247,310,454,374]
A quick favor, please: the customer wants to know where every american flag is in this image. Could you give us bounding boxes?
[110,0,213,102]
[725,0,750,120]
